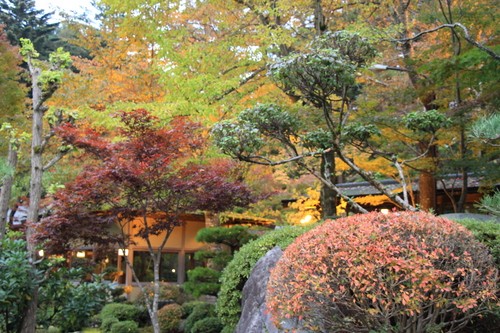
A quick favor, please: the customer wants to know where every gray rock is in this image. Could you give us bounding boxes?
[235,246,283,333]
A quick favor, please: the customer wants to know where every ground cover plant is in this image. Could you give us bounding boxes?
[267,211,499,333]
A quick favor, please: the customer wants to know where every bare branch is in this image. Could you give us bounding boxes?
[392,23,500,61]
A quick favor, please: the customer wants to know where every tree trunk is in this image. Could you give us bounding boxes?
[0,140,19,241]
[21,55,46,333]
[320,150,337,218]
[419,172,436,212]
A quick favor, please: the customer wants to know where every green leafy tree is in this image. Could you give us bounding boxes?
[212,31,447,214]
[0,0,58,59]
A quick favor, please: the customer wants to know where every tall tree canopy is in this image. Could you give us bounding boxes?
[0,0,58,59]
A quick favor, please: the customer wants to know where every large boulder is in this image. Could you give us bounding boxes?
[235,246,282,333]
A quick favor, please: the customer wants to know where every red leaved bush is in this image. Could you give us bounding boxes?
[266,211,499,333]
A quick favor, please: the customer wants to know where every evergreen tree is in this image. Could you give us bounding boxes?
[0,0,58,59]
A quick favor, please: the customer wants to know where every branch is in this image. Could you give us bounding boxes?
[392,23,500,61]
[214,66,267,102]
[239,148,332,166]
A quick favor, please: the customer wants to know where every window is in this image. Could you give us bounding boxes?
[133,251,178,282]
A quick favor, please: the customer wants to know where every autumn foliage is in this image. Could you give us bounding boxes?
[266,212,499,333]
[35,109,256,256]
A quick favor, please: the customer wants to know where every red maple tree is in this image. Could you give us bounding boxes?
[34,109,257,333]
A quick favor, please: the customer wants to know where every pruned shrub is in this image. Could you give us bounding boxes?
[158,303,183,333]
[454,218,500,266]
[135,283,180,308]
[184,267,222,298]
[191,317,224,333]
[182,301,206,319]
[100,303,141,323]
[110,320,139,333]
[101,317,119,333]
[216,224,315,328]
[267,212,499,333]
[184,302,216,333]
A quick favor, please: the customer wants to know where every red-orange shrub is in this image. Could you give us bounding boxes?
[267,211,499,333]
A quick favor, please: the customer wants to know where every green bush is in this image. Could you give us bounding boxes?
[135,283,180,308]
[184,303,216,333]
[100,303,141,323]
[454,218,500,266]
[110,320,139,333]
[216,224,315,328]
[182,301,206,319]
[267,212,498,333]
[158,303,183,333]
[191,317,224,333]
[0,232,43,333]
[184,267,222,298]
[101,317,119,333]
[220,325,236,333]
[453,218,500,332]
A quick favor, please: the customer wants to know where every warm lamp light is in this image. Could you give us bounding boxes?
[38,249,44,257]
[300,215,313,224]
[76,251,86,258]
[118,249,129,256]
[380,209,389,215]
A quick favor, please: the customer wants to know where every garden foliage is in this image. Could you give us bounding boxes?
[100,303,142,323]
[184,302,216,333]
[109,320,139,333]
[267,212,499,333]
[184,267,222,298]
[216,225,315,329]
[158,303,183,333]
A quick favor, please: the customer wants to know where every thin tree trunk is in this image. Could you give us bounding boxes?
[0,140,19,241]
[320,150,337,218]
[20,54,46,333]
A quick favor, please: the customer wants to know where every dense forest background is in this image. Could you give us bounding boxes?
[1,0,499,224]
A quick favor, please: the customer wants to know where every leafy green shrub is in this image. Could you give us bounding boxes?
[184,303,216,333]
[0,233,43,333]
[191,317,224,333]
[100,303,141,322]
[184,267,222,298]
[182,301,206,319]
[216,224,315,328]
[267,212,498,333]
[135,283,180,308]
[101,317,119,333]
[158,303,183,333]
[220,325,236,333]
[110,320,139,333]
[454,218,500,266]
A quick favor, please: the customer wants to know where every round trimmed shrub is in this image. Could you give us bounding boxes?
[184,302,216,333]
[135,283,180,308]
[182,301,206,319]
[158,303,183,333]
[191,317,224,333]
[101,317,119,333]
[184,267,222,298]
[267,211,499,333]
[216,224,315,328]
[100,303,141,323]
[110,320,139,333]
